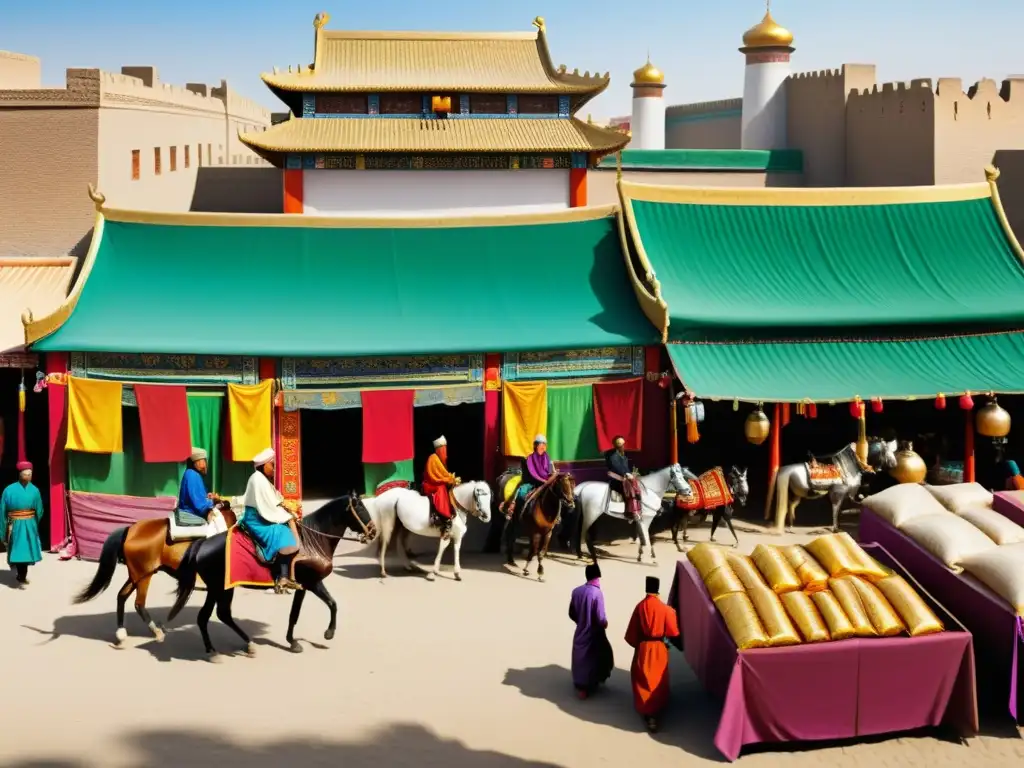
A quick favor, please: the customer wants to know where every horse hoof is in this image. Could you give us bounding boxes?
[522,570,530,578]
[454,572,462,582]
[290,641,303,654]
[426,571,436,581]
[246,642,257,658]
[153,628,166,643]
[207,651,222,664]
[637,556,643,563]
[538,575,545,583]
[324,628,335,641]
[114,627,128,646]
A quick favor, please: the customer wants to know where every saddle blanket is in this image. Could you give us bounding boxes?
[375,480,410,495]
[805,461,843,490]
[676,468,733,512]
[225,526,298,590]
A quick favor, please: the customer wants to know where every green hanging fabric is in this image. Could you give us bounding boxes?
[363,460,415,496]
[68,407,181,497]
[546,384,601,461]
[188,394,250,497]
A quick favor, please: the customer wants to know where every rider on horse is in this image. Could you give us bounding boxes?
[606,436,641,522]
[176,447,216,526]
[237,448,301,593]
[503,435,555,520]
[422,436,460,538]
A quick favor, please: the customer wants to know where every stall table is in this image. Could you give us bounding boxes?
[668,543,978,761]
[992,490,1024,528]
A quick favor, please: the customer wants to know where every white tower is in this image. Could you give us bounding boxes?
[740,3,794,150]
[630,58,666,150]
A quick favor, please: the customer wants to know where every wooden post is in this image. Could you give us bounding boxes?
[283,169,304,213]
[764,402,781,521]
[964,409,976,483]
[568,168,587,208]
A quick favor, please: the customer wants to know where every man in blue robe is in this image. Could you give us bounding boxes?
[1,461,45,587]
[176,447,216,526]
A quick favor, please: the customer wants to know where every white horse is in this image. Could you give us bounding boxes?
[375,481,492,581]
[573,464,692,565]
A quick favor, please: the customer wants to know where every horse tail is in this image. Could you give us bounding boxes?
[166,538,202,623]
[73,526,128,604]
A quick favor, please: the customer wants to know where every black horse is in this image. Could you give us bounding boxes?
[167,492,372,660]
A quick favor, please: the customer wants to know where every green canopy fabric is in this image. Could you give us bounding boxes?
[546,384,600,461]
[363,460,414,496]
[623,187,1024,335]
[187,394,252,497]
[33,211,655,356]
[666,332,1024,403]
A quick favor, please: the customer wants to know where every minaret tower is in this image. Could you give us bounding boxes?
[740,2,794,150]
[630,56,666,150]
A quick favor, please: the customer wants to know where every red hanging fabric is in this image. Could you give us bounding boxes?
[135,384,192,463]
[361,389,415,464]
[593,377,644,452]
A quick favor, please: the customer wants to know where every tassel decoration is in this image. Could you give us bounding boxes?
[871,398,883,414]
[960,392,974,410]
[935,393,946,410]
[732,398,739,412]
[781,402,791,426]
[808,402,818,419]
[18,378,25,413]
[849,398,865,420]
[684,402,700,444]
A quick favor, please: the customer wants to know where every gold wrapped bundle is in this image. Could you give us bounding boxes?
[726,552,769,591]
[811,590,857,640]
[748,587,802,646]
[688,543,729,580]
[875,575,945,636]
[704,564,746,601]
[828,577,878,637]
[716,592,770,650]
[751,544,802,594]
[782,545,829,592]
[850,576,906,636]
[780,590,831,643]
[835,532,890,582]
[806,534,888,581]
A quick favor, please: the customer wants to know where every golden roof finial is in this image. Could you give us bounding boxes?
[533,16,546,33]
[587,113,594,124]
[743,3,794,49]
[632,55,665,86]
[314,12,330,30]
[985,165,1001,183]
[87,183,106,212]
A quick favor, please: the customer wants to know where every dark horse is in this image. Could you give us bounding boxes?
[74,502,238,647]
[166,492,372,660]
[674,466,750,549]
[503,472,575,582]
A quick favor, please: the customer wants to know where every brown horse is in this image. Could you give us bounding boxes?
[504,472,575,582]
[74,503,237,647]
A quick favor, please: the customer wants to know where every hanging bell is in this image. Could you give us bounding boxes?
[976,397,1011,438]
[744,407,771,446]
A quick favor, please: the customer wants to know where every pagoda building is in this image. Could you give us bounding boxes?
[240,13,628,216]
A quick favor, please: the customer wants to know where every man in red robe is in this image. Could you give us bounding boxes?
[625,575,681,732]
[422,435,460,537]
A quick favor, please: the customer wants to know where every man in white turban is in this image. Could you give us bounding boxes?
[175,447,216,526]
[237,448,301,592]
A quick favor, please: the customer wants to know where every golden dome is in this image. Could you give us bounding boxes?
[742,11,794,49]
[632,59,665,86]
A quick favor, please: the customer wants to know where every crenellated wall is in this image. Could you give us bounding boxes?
[786,65,876,186]
[0,50,41,89]
[665,98,742,149]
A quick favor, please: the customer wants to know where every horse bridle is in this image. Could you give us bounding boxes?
[451,483,485,519]
[295,496,377,544]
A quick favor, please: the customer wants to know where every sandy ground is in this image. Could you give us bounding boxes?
[0,519,1021,767]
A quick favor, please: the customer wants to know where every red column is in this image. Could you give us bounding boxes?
[46,352,68,551]
[964,410,976,483]
[765,403,782,522]
[283,169,304,214]
[483,354,501,482]
[569,168,587,208]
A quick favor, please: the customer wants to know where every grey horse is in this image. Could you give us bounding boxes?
[767,439,897,533]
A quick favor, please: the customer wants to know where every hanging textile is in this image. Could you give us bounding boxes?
[66,376,123,454]
[187,394,250,497]
[68,407,180,497]
[135,383,191,463]
[592,377,644,452]
[546,384,600,462]
[638,379,670,468]
[502,381,547,458]
[361,389,415,463]
[363,460,415,496]
[227,380,272,461]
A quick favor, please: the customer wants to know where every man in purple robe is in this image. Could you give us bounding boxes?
[503,435,555,520]
[568,562,614,698]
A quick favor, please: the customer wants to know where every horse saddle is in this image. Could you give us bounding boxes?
[803,459,845,492]
[168,508,228,542]
[604,489,627,515]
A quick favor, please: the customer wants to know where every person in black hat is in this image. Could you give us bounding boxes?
[568,562,614,699]
[624,574,681,732]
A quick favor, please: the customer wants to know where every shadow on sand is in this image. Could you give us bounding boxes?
[20,606,274,662]
[502,664,724,762]
[3,722,563,768]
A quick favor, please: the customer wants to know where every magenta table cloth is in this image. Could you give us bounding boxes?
[860,508,1023,723]
[669,544,978,762]
[993,491,1024,527]
[68,491,175,561]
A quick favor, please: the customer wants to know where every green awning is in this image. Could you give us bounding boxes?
[619,179,1024,337]
[666,331,1024,403]
[597,148,803,173]
[31,207,656,356]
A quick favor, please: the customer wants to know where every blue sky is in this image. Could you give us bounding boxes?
[3,0,1021,120]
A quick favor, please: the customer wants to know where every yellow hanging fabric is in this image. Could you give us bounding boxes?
[65,376,124,453]
[228,380,273,461]
[502,381,547,457]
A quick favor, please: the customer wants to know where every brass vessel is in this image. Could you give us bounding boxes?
[976,398,1011,438]
[745,407,771,445]
[890,442,927,484]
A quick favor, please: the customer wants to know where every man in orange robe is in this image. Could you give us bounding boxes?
[625,575,681,732]
[422,435,460,537]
